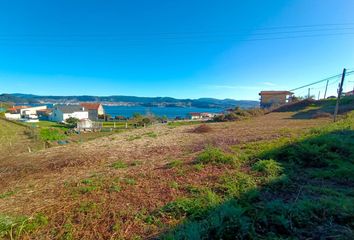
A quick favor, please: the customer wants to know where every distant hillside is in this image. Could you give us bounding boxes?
[0,94,39,104]
[5,93,259,109]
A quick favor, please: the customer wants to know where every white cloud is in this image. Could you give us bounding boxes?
[261,81,276,86]
[204,85,260,90]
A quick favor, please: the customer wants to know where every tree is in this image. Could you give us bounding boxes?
[65,117,80,128]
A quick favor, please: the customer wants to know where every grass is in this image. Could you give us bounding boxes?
[252,159,284,178]
[127,135,142,141]
[0,213,48,239]
[167,159,183,169]
[24,121,69,130]
[145,131,158,138]
[111,160,128,169]
[195,146,235,165]
[0,118,44,155]
[167,121,203,128]
[102,121,132,128]
[161,111,354,239]
[0,190,16,199]
[1,105,353,239]
[39,128,67,141]
[121,177,137,185]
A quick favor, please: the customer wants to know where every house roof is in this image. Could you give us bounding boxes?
[259,91,293,96]
[345,90,354,96]
[7,106,28,112]
[55,105,86,113]
[189,112,202,116]
[80,103,101,110]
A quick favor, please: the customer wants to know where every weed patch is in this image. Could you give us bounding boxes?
[195,147,235,165]
[0,213,48,239]
[111,160,128,169]
[252,159,283,178]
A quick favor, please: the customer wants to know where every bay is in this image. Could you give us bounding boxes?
[104,106,224,119]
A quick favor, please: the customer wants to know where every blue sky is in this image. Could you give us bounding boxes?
[0,0,354,100]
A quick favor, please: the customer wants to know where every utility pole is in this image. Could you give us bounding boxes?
[317,91,320,100]
[333,68,346,122]
[323,79,329,99]
[308,88,311,99]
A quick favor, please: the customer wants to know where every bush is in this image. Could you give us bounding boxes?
[65,117,80,128]
[196,147,235,165]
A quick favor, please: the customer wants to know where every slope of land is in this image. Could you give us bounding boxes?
[0,119,43,157]
[0,99,353,239]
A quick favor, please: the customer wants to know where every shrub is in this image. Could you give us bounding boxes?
[65,117,80,128]
[196,147,235,165]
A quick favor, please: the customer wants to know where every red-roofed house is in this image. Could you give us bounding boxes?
[80,103,105,120]
[7,106,29,114]
[344,90,354,96]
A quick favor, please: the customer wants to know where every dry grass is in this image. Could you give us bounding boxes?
[0,112,330,239]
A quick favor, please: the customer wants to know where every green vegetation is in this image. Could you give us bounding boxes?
[167,121,203,128]
[167,159,183,169]
[40,128,67,141]
[161,111,354,239]
[252,159,284,178]
[111,160,128,169]
[214,107,265,122]
[160,188,221,219]
[0,190,16,199]
[0,213,48,239]
[121,177,137,185]
[145,131,158,138]
[195,146,235,165]
[65,117,80,128]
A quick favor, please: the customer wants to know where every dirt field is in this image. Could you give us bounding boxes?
[0,112,330,239]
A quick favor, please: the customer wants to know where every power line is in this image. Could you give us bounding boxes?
[290,70,354,92]
[0,32,354,48]
[1,26,353,40]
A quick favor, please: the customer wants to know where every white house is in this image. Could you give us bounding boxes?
[50,105,89,123]
[187,112,219,120]
[80,103,105,120]
[20,106,47,117]
[187,112,204,120]
[4,113,21,120]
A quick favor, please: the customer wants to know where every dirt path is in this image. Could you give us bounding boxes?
[0,112,329,218]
